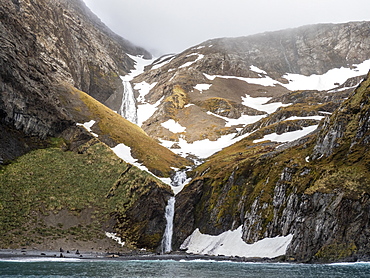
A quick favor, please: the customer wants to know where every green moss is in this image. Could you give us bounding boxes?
[0,140,169,250]
[314,242,357,262]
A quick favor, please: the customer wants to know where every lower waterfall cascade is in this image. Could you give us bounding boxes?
[161,196,176,254]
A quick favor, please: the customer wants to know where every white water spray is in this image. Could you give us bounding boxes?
[161,196,175,254]
[118,80,138,124]
[171,169,191,195]
[161,169,191,253]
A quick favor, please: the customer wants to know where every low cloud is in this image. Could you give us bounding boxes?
[84,0,370,56]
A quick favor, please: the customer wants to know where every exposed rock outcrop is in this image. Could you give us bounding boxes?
[174,72,370,262]
[0,0,182,252]
[132,21,370,146]
[0,0,149,160]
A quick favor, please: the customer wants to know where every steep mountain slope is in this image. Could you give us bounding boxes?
[0,0,187,252]
[0,0,187,175]
[174,72,370,262]
[0,139,172,251]
[128,21,370,161]
[1,0,370,258]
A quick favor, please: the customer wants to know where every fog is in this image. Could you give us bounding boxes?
[83,0,370,56]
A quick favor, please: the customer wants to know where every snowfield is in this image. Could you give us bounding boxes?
[181,226,293,258]
[253,125,319,144]
[160,132,251,159]
[241,94,291,114]
[161,119,187,133]
[204,59,370,91]
[283,59,370,91]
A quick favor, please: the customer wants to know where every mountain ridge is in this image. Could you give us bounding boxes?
[1,0,370,261]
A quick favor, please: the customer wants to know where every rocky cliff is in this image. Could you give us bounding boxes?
[0,0,185,252]
[1,0,147,138]
[174,72,370,262]
[1,0,370,259]
[128,21,370,158]
[0,0,187,175]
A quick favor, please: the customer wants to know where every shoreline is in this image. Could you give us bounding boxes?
[0,248,281,263]
[2,249,369,264]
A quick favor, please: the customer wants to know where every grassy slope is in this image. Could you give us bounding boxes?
[0,139,171,250]
[58,85,189,177]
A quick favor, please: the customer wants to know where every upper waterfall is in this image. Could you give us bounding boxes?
[119,80,138,124]
[118,54,155,125]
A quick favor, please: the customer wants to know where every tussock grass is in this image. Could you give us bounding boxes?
[67,86,189,176]
[0,141,170,249]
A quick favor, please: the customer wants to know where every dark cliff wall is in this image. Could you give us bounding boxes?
[174,73,370,262]
[0,0,150,162]
[204,22,370,78]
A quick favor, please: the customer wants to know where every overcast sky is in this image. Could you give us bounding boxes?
[83,0,370,56]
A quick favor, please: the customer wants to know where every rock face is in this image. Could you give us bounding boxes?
[2,0,370,259]
[0,0,181,252]
[130,21,370,153]
[0,0,149,162]
[203,22,370,77]
[0,0,187,177]
[174,72,370,262]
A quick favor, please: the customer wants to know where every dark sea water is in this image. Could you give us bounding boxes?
[1,258,370,278]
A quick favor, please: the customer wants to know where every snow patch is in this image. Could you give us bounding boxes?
[179,54,204,68]
[160,132,251,159]
[250,65,267,75]
[194,83,212,92]
[284,115,325,121]
[106,232,125,247]
[206,111,265,127]
[318,111,332,115]
[283,59,370,91]
[76,120,98,137]
[253,125,319,144]
[203,59,370,91]
[124,54,155,81]
[134,81,160,126]
[242,94,290,114]
[181,226,293,258]
[203,73,279,87]
[151,55,175,70]
[137,96,163,127]
[134,81,158,103]
[161,119,186,133]
[111,143,172,187]
[111,144,138,165]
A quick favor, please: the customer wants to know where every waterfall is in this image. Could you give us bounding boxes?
[172,170,188,188]
[171,169,191,195]
[161,169,190,253]
[118,80,138,124]
[161,196,176,254]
